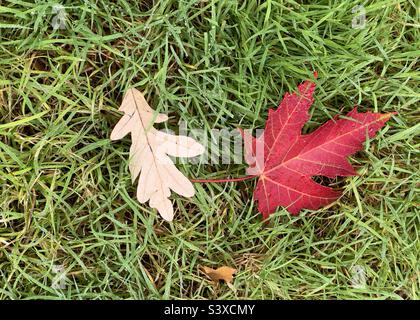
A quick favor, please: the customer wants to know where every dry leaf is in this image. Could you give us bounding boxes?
[202,266,237,283]
[110,88,204,221]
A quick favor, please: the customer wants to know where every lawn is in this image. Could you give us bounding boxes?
[0,0,419,299]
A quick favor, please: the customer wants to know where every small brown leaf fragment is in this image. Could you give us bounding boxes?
[202,266,237,283]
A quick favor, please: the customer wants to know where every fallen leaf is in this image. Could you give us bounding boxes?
[241,74,394,218]
[110,88,204,221]
[202,266,237,283]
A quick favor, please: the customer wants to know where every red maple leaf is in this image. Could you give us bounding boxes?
[240,74,394,218]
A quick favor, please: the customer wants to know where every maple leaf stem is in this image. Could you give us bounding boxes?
[190,175,257,183]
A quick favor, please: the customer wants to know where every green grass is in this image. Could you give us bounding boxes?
[0,0,419,299]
